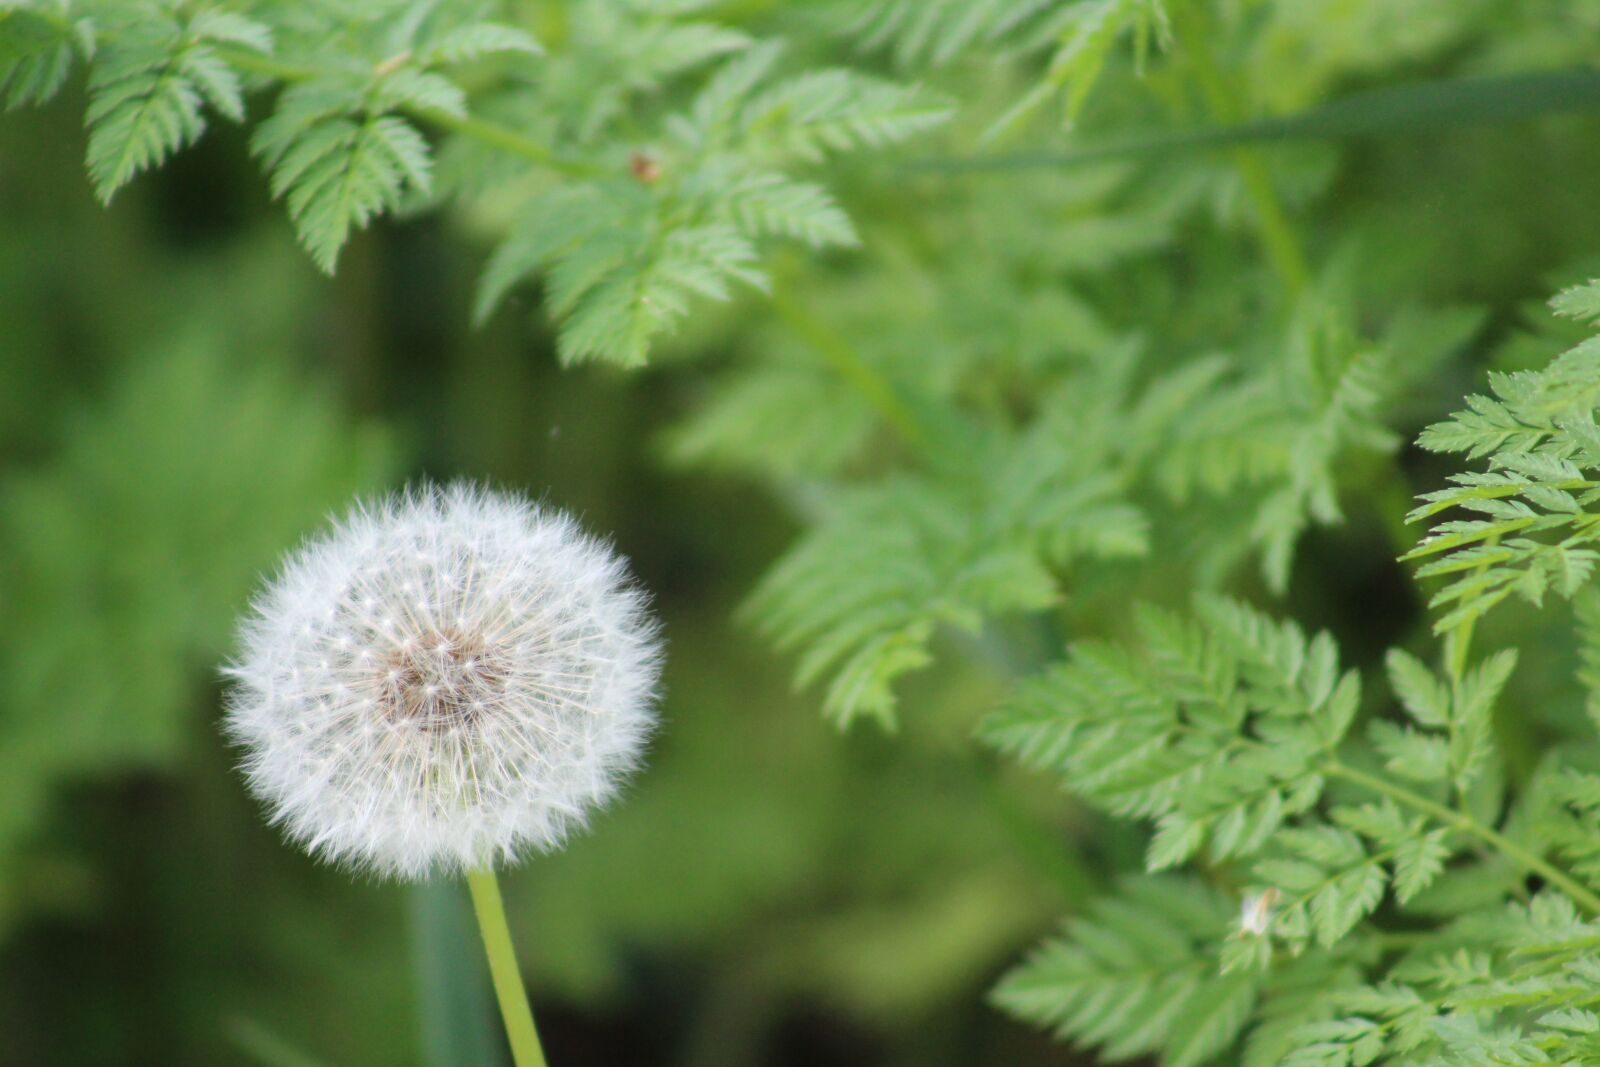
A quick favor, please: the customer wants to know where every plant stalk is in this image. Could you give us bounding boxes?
[211,47,601,178]
[466,869,550,1067]
[1321,760,1600,916]
[1165,0,1310,295]
[768,287,927,447]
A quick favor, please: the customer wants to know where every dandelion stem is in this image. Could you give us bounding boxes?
[466,868,550,1067]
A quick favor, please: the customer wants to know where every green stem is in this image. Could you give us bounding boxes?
[466,869,550,1067]
[1164,0,1309,295]
[210,47,599,177]
[1439,532,1544,789]
[1321,760,1600,916]
[1446,614,1478,690]
[420,109,603,177]
[768,287,927,447]
[212,47,311,83]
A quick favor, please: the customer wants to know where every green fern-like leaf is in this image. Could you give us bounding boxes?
[0,4,92,110]
[1157,296,1479,592]
[475,183,766,366]
[982,596,1357,868]
[416,22,541,66]
[987,0,1169,139]
[1406,282,1600,637]
[1264,895,1600,1065]
[1369,648,1511,795]
[1258,826,1388,949]
[993,877,1258,1067]
[559,222,763,366]
[750,391,1147,728]
[84,10,271,203]
[253,76,435,273]
[844,0,1061,68]
[1537,766,1600,893]
[737,64,952,163]
[476,40,946,365]
[719,171,857,247]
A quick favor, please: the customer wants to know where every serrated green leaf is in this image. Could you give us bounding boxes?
[1310,861,1386,947]
[1368,721,1451,783]
[0,7,87,109]
[270,114,433,273]
[1393,829,1452,904]
[1385,649,1450,728]
[419,22,541,66]
[85,22,204,202]
[1165,968,1258,1067]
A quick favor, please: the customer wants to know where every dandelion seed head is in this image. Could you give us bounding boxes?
[225,482,662,879]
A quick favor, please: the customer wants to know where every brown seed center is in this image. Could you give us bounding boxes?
[377,630,508,732]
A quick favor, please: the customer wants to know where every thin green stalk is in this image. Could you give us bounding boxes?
[1442,567,1480,789]
[1164,0,1309,295]
[420,110,605,178]
[1436,532,1543,786]
[768,287,927,447]
[212,47,312,83]
[1447,608,1480,690]
[908,70,1600,175]
[466,869,550,1067]
[209,47,600,178]
[1321,759,1600,916]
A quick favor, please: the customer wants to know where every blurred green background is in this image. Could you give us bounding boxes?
[7,3,1600,1065]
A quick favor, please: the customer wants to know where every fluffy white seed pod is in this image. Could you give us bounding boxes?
[225,483,661,879]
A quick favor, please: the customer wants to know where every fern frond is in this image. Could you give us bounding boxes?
[370,67,467,117]
[254,80,433,273]
[0,3,92,110]
[1406,282,1600,636]
[1373,648,1511,795]
[1256,825,1388,949]
[718,171,857,247]
[1551,278,1600,324]
[185,10,273,55]
[249,32,480,275]
[475,183,767,366]
[1307,895,1600,1065]
[557,222,762,366]
[416,22,540,66]
[1534,768,1600,894]
[988,0,1169,139]
[993,876,1259,1067]
[1576,585,1600,729]
[1159,296,1478,592]
[982,596,1356,869]
[749,391,1146,728]
[738,66,952,164]
[845,0,1058,68]
[85,10,271,203]
[602,16,750,94]
[476,39,946,365]
[1248,889,1600,1062]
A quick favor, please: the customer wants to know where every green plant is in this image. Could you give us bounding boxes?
[1,0,946,366]
[10,1,1600,1065]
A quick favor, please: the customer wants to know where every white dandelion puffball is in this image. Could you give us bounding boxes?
[225,483,661,879]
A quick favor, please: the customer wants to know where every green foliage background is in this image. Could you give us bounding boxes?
[7,1,1600,1065]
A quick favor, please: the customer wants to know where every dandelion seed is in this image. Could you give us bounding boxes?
[1240,887,1280,936]
[225,482,662,880]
